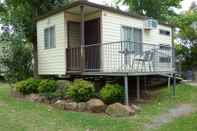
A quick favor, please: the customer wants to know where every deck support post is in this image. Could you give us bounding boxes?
[172,73,176,96]
[137,76,140,100]
[124,76,129,105]
[168,75,171,89]
[80,4,85,72]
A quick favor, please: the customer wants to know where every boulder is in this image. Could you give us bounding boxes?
[77,102,86,111]
[105,103,135,117]
[131,104,141,112]
[54,100,66,109]
[64,102,78,110]
[86,99,105,113]
[27,94,43,102]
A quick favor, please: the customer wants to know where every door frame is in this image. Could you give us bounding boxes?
[84,18,101,71]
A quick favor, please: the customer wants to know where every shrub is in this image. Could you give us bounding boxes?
[46,80,71,101]
[38,80,57,93]
[15,78,41,95]
[67,79,95,102]
[100,84,124,104]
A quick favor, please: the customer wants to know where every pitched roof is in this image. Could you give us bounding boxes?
[35,0,174,27]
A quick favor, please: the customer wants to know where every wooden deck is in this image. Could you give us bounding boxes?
[66,41,175,76]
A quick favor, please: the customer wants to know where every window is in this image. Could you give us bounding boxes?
[121,26,142,54]
[44,26,55,49]
[148,19,158,28]
[159,29,170,36]
[160,57,171,63]
[159,44,171,50]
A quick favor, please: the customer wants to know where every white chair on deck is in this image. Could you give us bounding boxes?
[132,50,154,72]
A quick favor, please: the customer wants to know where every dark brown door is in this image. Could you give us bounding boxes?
[85,18,101,71]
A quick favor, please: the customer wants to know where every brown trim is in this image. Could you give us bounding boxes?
[84,10,101,18]
[64,13,67,75]
[80,5,85,72]
[34,1,175,28]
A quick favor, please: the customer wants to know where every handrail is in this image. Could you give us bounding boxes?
[66,41,174,49]
[66,41,175,73]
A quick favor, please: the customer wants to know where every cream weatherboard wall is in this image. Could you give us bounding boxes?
[101,11,172,45]
[36,8,173,75]
[37,12,66,75]
[101,10,173,72]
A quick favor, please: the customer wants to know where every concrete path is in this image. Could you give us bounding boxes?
[144,104,196,130]
[181,80,197,87]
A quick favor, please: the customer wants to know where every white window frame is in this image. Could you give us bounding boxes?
[121,26,143,54]
[44,26,56,49]
[159,44,171,63]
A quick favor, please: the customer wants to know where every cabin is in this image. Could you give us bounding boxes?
[35,0,176,104]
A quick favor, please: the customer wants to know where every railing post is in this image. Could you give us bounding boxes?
[80,4,85,72]
[171,27,176,72]
[124,76,129,105]
[168,75,171,89]
[172,73,176,96]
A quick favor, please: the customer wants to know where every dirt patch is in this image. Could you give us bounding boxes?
[144,104,196,130]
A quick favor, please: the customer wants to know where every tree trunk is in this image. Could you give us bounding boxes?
[32,35,39,78]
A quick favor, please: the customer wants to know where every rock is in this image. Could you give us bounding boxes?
[105,103,135,117]
[86,99,105,113]
[28,94,43,102]
[77,102,86,111]
[54,100,66,109]
[64,102,78,110]
[131,104,142,112]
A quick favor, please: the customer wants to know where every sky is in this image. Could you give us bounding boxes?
[89,0,197,13]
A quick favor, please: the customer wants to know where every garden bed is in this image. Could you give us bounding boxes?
[12,78,141,117]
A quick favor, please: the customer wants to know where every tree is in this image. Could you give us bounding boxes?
[116,0,182,20]
[0,31,33,84]
[0,0,70,78]
[175,5,197,71]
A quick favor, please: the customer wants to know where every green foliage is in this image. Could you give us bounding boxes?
[173,9,197,70]
[38,80,57,93]
[0,0,70,42]
[15,78,71,100]
[0,0,70,76]
[116,0,182,20]
[0,34,33,83]
[43,80,71,101]
[67,79,95,102]
[15,78,40,95]
[100,84,124,104]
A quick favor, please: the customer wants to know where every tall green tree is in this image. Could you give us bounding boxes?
[0,0,70,77]
[175,8,197,70]
[116,0,182,20]
[0,32,33,83]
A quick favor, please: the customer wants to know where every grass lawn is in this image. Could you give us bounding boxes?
[0,82,197,131]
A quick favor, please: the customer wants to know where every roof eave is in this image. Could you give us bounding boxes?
[34,0,174,28]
